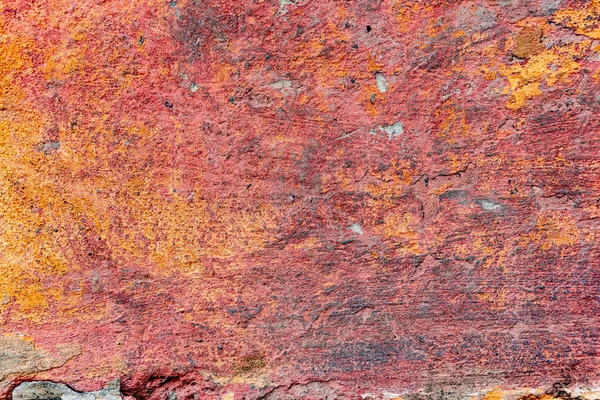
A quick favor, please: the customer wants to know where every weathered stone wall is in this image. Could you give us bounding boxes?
[0,0,599,399]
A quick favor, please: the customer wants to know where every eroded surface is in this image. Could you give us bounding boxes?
[0,0,599,399]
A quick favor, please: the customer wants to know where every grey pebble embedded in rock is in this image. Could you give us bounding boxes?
[349,223,364,235]
[13,380,122,400]
[375,73,388,93]
[370,122,404,139]
[476,199,502,211]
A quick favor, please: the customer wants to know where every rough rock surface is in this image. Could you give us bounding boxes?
[0,0,599,399]
[13,381,121,400]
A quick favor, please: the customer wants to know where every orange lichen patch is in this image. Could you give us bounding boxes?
[477,289,507,309]
[512,27,544,59]
[473,236,505,265]
[499,41,590,110]
[362,83,385,116]
[373,212,421,254]
[0,0,283,324]
[287,237,321,250]
[520,395,560,400]
[79,171,279,271]
[289,17,355,89]
[212,61,238,85]
[323,156,412,197]
[452,29,467,38]
[535,212,580,249]
[480,388,593,400]
[424,17,445,38]
[365,159,416,202]
[367,54,384,75]
[518,212,580,251]
[321,168,357,194]
[453,227,510,270]
[0,25,31,108]
[391,1,434,34]
[483,388,503,400]
[42,45,86,81]
[0,20,88,321]
[471,31,492,45]
[0,117,90,321]
[554,0,600,39]
[581,200,600,220]
[434,102,471,142]
[474,42,503,81]
[513,16,552,31]
[362,160,422,253]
